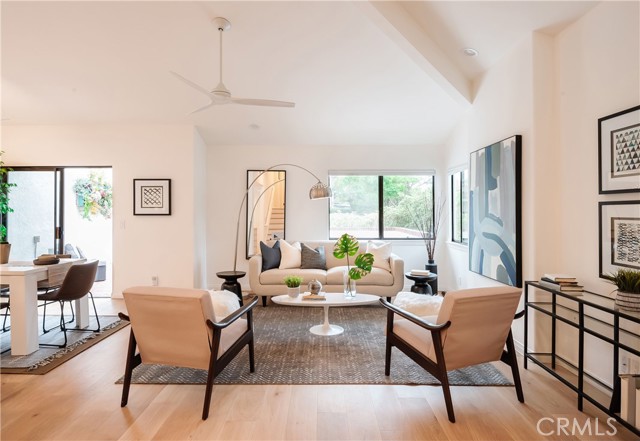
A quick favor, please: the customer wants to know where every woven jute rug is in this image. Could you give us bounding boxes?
[119,304,513,386]
[1,315,128,374]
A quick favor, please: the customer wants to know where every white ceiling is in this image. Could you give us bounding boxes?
[1,1,597,146]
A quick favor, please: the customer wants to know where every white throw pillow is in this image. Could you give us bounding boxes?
[279,241,302,269]
[366,241,392,271]
[393,292,443,316]
[208,290,240,322]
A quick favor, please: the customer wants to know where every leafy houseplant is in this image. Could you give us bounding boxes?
[284,275,303,298]
[283,275,303,288]
[0,151,16,264]
[603,269,640,311]
[73,171,113,221]
[333,233,374,298]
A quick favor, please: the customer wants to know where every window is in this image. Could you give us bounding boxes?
[329,173,434,240]
[450,169,469,244]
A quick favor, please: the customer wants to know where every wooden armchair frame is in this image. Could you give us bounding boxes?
[119,295,258,420]
[380,298,524,423]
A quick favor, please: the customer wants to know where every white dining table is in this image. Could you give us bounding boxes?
[0,259,88,355]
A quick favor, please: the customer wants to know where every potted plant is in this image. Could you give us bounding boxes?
[603,269,640,311]
[333,233,374,298]
[72,171,113,220]
[0,151,16,264]
[283,275,303,298]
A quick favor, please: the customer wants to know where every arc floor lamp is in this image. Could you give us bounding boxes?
[217,163,332,302]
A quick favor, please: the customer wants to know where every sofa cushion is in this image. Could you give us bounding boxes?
[279,241,302,269]
[301,243,327,270]
[366,241,392,271]
[260,241,281,271]
[260,268,327,286]
[326,266,394,286]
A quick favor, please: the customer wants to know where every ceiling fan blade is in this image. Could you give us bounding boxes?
[230,98,295,108]
[170,71,211,97]
[189,100,215,115]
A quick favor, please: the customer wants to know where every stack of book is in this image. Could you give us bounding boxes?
[410,269,431,276]
[539,274,584,293]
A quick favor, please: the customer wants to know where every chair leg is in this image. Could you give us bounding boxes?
[248,337,255,373]
[384,341,392,376]
[88,292,101,332]
[121,329,139,407]
[506,330,525,403]
[439,368,456,423]
[2,305,10,332]
[42,300,49,333]
[432,330,456,423]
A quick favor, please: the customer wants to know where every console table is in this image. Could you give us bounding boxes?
[524,281,640,436]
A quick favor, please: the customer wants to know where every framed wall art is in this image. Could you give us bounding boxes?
[133,179,171,215]
[469,135,522,287]
[599,200,640,278]
[598,105,640,194]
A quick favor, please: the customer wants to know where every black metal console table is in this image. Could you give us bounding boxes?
[524,281,640,436]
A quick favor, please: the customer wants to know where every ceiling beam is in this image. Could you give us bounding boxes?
[357,1,472,107]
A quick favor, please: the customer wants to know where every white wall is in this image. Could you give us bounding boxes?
[207,144,447,290]
[441,1,640,384]
[2,124,205,296]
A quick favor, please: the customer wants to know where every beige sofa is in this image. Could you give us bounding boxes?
[248,240,404,303]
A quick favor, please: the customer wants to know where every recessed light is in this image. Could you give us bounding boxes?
[249,123,260,130]
[462,47,479,57]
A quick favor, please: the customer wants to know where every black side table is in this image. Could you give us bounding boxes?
[405,272,438,295]
[216,271,246,304]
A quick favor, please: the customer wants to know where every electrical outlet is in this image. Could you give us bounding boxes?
[457,276,463,287]
[151,276,159,286]
[620,355,630,374]
[33,235,40,243]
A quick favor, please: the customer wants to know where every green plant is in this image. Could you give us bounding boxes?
[73,171,112,220]
[283,275,303,288]
[603,269,640,294]
[0,151,17,243]
[333,233,374,281]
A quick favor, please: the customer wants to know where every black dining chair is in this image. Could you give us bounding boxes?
[38,260,101,348]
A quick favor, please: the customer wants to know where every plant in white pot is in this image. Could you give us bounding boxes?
[603,269,640,311]
[0,151,16,264]
[283,275,303,298]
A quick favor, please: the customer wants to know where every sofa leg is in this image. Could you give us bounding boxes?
[262,296,267,307]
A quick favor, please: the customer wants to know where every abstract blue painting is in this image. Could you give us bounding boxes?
[469,135,522,287]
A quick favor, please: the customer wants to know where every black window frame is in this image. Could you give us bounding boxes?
[328,173,435,240]
[450,169,469,245]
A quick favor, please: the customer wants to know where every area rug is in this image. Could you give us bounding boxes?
[1,315,128,374]
[119,304,513,386]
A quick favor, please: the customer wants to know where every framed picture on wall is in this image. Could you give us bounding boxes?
[468,135,522,287]
[133,179,171,215]
[598,105,640,194]
[599,200,640,278]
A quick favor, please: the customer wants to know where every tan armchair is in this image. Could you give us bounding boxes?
[380,286,524,422]
[119,286,258,420]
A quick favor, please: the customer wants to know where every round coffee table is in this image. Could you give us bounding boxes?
[271,292,379,336]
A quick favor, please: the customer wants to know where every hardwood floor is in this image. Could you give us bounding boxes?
[1,298,637,441]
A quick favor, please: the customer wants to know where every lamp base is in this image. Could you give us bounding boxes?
[216,271,246,304]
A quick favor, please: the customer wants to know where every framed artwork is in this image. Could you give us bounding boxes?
[598,105,640,194]
[133,179,171,215]
[599,201,640,278]
[469,135,522,287]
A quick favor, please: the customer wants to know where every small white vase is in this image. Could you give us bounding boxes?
[287,287,300,298]
[615,291,640,311]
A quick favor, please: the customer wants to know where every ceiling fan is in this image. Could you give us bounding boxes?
[172,17,295,113]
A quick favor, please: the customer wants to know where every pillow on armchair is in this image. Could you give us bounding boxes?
[208,290,241,322]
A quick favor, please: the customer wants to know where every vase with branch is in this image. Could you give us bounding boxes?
[333,234,374,299]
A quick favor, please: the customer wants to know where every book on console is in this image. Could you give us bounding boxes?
[542,273,578,283]
[541,277,580,286]
[410,269,431,276]
[538,279,584,294]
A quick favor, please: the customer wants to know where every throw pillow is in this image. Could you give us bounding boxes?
[279,241,302,269]
[208,290,240,322]
[366,241,392,271]
[300,243,327,270]
[260,241,281,271]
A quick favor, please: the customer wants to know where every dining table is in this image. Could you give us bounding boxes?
[0,258,87,355]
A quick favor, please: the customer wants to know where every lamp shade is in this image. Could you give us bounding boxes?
[309,182,332,199]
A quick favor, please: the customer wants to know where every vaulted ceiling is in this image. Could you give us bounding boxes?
[1,1,597,146]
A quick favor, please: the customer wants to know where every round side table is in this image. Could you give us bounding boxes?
[404,272,438,295]
[216,271,246,303]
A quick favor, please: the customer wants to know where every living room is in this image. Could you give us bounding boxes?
[2,1,639,440]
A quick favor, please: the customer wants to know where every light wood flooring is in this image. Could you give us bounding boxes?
[1,298,638,441]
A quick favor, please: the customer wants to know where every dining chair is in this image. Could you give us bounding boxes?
[119,286,258,420]
[38,261,75,333]
[380,286,525,423]
[38,260,100,348]
[1,285,9,332]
